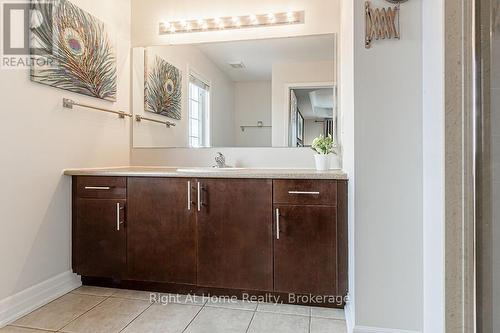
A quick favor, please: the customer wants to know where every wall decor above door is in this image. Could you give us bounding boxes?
[364,1,402,49]
[30,0,117,101]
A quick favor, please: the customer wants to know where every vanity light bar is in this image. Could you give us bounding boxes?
[159,11,305,35]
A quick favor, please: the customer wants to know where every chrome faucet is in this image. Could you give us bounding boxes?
[214,152,228,168]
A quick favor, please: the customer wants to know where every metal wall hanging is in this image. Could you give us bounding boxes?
[365,0,408,49]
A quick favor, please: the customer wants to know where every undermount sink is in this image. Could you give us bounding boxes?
[176,167,247,173]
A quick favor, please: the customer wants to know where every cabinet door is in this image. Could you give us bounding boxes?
[274,205,337,295]
[127,177,196,284]
[73,199,127,278]
[197,179,273,291]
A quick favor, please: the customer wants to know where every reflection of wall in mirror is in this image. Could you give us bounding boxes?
[234,81,272,147]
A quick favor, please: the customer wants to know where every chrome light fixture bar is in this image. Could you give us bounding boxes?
[159,11,305,35]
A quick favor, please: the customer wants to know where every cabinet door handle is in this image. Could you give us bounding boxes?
[276,208,280,240]
[288,191,320,195]
[197,182,202,212]
[187,181,191,211]
[85,186,111,190]
[116,203,124,231]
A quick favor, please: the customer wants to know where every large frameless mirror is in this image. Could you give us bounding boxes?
[132,34,337,148]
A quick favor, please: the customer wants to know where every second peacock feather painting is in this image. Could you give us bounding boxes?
[144,51,182,121]
[30,0,117,101]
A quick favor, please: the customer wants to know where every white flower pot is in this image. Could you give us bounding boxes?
[314,154,331,171]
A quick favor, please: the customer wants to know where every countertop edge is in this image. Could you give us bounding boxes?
[63,167,349,180]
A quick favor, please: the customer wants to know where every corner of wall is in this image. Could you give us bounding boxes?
[0,271,81,328]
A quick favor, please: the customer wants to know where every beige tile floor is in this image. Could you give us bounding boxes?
[1,286,347,333]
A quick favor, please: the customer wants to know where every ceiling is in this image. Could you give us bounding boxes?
[294,88,334,119]
[194,34,335,82]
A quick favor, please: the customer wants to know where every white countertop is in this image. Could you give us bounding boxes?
[63,166,348,180]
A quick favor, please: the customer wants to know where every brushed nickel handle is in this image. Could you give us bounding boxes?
[288,191,320,195]
[197,182,201,212]
[85,186,111,190]
[116,203,124,231]
[187,181,191,211]
[116,203,120,231]
[276,208,280,240]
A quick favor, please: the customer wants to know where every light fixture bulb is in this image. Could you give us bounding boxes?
[186,23,192,31]
[197,19,204,26]
[202,22,208,30]
[249,14,257,23]
[214,17,221,24]
[170,25,176,33]
[287,12,295,22]
[179,20,186,27]
[163,21,170,29]
[232,16,239,23]
[267,13,276,23]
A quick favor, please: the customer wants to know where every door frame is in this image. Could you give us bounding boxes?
[444,0,477,331]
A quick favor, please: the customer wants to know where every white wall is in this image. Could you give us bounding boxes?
[338,0,355,330]
[352,0,423,331]
[133,45,235,148]
[130,0,341,169]
[0,0,131,304]
[234,81,272,147]
[422,0,445,332]
[272,60,335,146]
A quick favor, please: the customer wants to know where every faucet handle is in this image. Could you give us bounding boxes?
[215,152,226,168]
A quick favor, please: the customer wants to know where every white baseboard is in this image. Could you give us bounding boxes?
[0,271,81,328]
[345,301,355,333]
[354,325,422,333]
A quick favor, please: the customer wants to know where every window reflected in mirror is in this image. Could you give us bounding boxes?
[188,74,210,148]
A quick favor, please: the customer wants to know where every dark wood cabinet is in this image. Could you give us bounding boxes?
[72,177,127,278]
[72,175,348,307]
[272,179,348,299]
[274,205,337,295]
[127,177,196,284]
[196,179,273,291]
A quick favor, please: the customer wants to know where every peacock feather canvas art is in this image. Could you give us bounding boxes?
[30,0,117,101]
[144,53,182,120]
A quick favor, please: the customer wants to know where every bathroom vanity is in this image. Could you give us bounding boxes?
[65,167,348,307]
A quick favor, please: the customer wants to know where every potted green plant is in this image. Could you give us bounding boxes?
[311,134,335,171]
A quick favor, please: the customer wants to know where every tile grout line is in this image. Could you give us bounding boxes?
[309,307,312,333]
[9,291,110,333]
[55,293,112,332]
[117,301,154,333]
[6,327,55,332]
[181,302,206,333]
[244,308,258,333]
[8,290,88,330]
